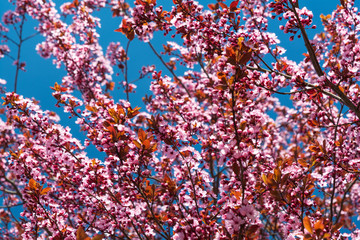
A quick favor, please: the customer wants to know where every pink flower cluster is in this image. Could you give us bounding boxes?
[0,0,360,239]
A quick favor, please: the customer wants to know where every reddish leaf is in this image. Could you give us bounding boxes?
[338,86,345,93]
[303,216,313,234]
[40,187,51,195]
[76,226,90,240]
[229,0,239,11]
[230,190,242,200]
[143,139,151,149]
[29,179,39,191]
[274,167,281,182]
[332,221,344,232]
[149,142,157,152]
[232,162,240,175]
[218,2,227,9]
[238,51,252,65]
[115,19,135,40]
[208,3,218,10]
[91,235,104,240]
[126,29,135,41]
[309,145,319,153]
[50,82,67,92]
[298,159,308,167]
[307,119,318,127]
[314,219,324,231]
[133,140,142,149]
[86,105,97,113]
[138,128,147,142]
[261,174,268,185]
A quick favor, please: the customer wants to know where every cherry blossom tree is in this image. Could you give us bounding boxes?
[0,0,360,239]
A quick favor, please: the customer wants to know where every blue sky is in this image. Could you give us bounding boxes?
[0,0,339,111]
[0,0,340,160]
[1,0,352,235]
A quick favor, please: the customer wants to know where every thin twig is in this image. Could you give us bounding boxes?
[246,65,344,103]
[148,42,191,97]
[14,15,26,93]
[290,1,360,119]
[124,40,131,102]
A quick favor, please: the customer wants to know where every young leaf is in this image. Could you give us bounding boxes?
[261,174,268,185]
[40,187,51,195]
[133,140,142,149]
[138,128,147,142]
[208,3,218,10]
[229,0,239,11]
[77,226,90,240]
[218,2,227,9]
[29,179,39,191]
[314,219,325,235]
[303,216,313,234]
[274,167,281,182]
[92,235,104,240]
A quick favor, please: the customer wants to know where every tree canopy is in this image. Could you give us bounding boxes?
[0,0,360,239]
